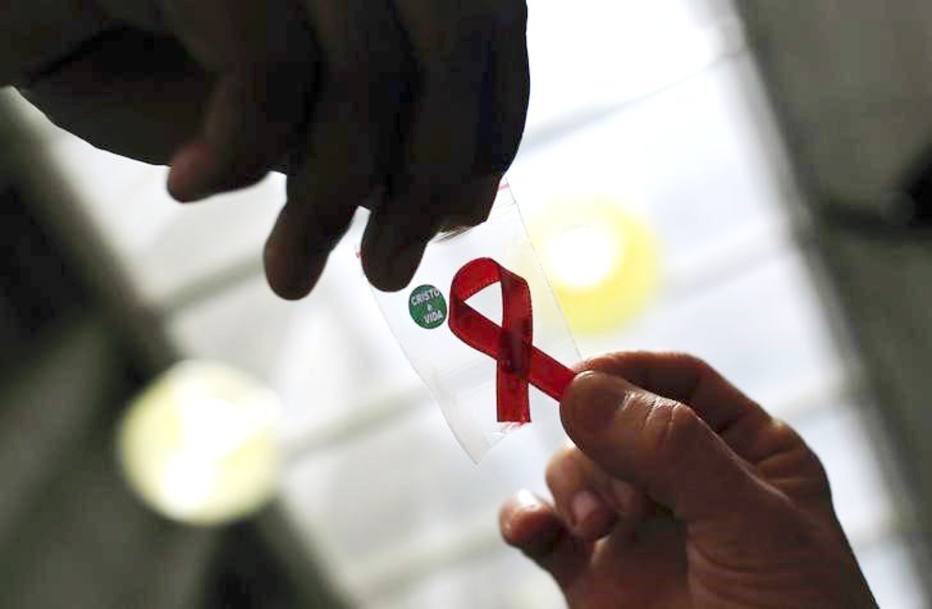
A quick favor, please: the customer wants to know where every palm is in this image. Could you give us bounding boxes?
[564,516,690,609]
[562,456,848,609]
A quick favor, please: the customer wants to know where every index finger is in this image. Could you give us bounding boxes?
[361,0,527,292]
[162,0,318,201]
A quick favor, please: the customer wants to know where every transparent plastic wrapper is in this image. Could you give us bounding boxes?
[370,182,580,462]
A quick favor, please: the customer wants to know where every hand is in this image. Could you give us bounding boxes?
[14,0,529,296]
[500,352,878,609]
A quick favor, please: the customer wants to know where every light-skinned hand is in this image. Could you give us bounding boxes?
[500,352,878,609]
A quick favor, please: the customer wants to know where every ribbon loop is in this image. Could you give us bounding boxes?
[448,258,576,423]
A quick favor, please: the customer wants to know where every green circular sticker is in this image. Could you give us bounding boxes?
[409,285,447,329]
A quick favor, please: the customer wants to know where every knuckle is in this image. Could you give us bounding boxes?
[769,419,804,448]
[636,397,674,455]
[771,420,824,475]
[787,438,831,488]
[763,419,832,496]
[641,398,702,469]
[668,352,715,376]
[806,451,831,490]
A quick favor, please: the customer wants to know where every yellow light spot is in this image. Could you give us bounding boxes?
[530,197,661,335]
[117,361,280,525]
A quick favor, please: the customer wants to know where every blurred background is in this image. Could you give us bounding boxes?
[2,0,932,607]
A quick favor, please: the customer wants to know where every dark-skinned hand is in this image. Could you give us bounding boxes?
[5,0,529,297]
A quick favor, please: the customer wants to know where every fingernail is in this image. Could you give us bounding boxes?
[566,372,627,435]
[570,490,602,529]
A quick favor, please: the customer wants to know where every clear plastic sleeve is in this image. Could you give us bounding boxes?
[369,182,579,462]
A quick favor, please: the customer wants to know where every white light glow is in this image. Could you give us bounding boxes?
[117,361,281,525]
[178,395,264,460]
[160,456,215,517]
[544,224,622,290]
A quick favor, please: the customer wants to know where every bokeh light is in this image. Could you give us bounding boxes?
[531,197,661,335]
[117,361,281,525]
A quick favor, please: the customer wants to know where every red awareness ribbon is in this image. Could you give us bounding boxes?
[448,258,576,423]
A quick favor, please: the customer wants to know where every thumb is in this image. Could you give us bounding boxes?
[560,371,765,525]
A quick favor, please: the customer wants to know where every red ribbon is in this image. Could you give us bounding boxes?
[448,258,576,423]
